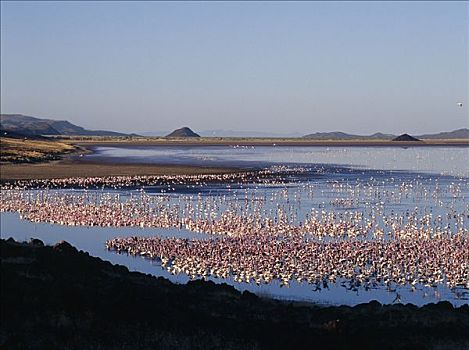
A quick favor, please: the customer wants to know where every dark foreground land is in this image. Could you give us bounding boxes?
[1,239,468,350]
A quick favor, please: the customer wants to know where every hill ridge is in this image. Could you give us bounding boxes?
[303,128,468,140]
[0,114,132,137]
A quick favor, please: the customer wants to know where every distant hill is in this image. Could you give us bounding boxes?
[140,130,302,137]
[302,131,395,140]
[166,127,200,138]
[303,128,468,140]
[139,131,170,137]
[415,128,469,140]
[198,130,303,138]
[0,114,132,137]
[392,134,421,142]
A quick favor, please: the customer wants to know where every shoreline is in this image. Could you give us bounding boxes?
[70,137,469,147]
[2,136,468,181]
[0,159,243,181]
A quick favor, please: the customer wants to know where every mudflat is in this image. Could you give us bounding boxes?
[0,160,240,180]
[0,136,244,180]
[2,136,468,181]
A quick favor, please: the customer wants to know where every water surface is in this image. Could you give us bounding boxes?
[2,145,468,306]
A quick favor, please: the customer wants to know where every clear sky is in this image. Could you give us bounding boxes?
[1,1,468,134]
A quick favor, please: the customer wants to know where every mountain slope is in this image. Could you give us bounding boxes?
[0,114,131,136]
[302,131,395,140]
[0,115,60,135]
[303,129,468,140]
[416,128,469,140]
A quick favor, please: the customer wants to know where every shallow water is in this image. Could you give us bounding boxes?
[2,146,468,306]
[2,210,467,307]
[86,145,469,177]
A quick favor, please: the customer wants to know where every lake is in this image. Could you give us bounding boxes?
[2,145,468,306]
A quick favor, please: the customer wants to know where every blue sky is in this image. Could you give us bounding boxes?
[1,1,467,134]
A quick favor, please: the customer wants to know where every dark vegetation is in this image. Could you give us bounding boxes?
[0,129,49,140]
[1,238,468,350]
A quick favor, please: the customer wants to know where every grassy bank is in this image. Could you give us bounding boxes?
[0,137,76,163]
